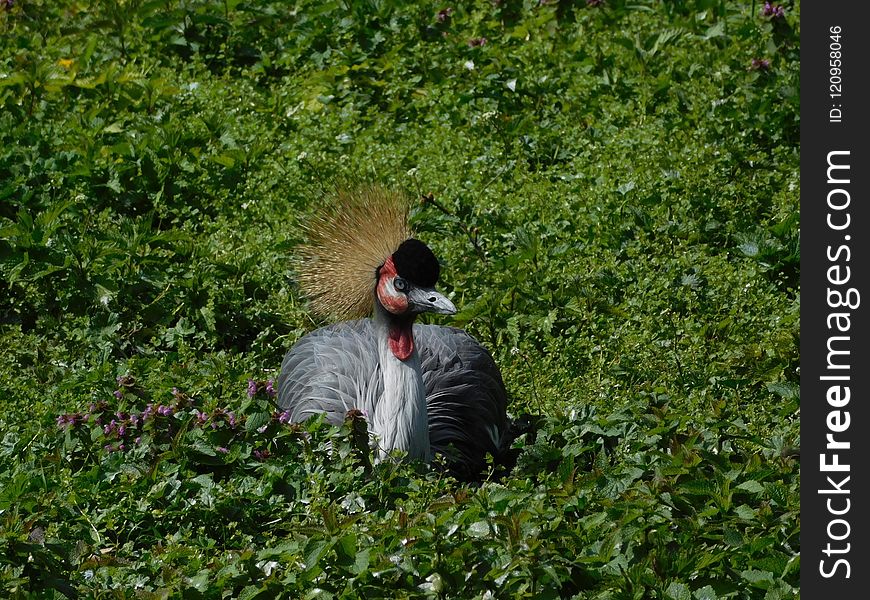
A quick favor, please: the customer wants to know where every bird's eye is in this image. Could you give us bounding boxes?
[393,277,408,292]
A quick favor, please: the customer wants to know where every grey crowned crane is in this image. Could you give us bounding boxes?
[277,186,511,477]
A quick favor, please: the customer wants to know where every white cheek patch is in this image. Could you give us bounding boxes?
[377,277,409,314]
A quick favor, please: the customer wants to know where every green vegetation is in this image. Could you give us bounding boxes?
[1,0,799,597]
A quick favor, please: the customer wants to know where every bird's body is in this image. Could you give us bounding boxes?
[277,318,508,470]
[277,185,510,475]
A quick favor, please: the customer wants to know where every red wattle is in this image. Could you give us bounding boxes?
[389,323,414,360]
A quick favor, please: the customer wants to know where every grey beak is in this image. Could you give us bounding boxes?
[407,287,457,315]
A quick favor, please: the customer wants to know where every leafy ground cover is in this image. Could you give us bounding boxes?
[1,0,799,598]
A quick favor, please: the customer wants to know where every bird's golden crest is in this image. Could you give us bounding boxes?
[298,185,411,319]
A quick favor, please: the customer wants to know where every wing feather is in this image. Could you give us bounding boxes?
[415,324,509,471]
[277,320,383,424]
[277,320,509,474]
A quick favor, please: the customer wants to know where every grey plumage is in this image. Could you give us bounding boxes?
[277,319,509,473]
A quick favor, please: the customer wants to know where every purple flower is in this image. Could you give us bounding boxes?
[157,405,174,417]
[247,379,258,398]
[195,410,208,424]
[113,390,123,400]
[129,414,139,427]
[761,2,785,18]
[118,425,127,437]
[750,58,771,70]
[265,379,276,398]
[227,412,237,429]
[277,410,292,425]
[134,436,141,445]
[253,448,271,461]
[142,404,155,421]
[436,7,452,23]
[217,446,229,454]
[468,37,487,47]
[56,413,78,428]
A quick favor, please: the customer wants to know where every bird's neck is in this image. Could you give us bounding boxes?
[371,304,431,462]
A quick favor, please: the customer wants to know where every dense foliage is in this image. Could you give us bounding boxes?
[1,0,799,598]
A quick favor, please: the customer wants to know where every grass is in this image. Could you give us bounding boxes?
[1,0,799,598]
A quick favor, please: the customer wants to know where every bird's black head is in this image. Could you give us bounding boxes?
[391,238,440,287]
[375,237,454,323]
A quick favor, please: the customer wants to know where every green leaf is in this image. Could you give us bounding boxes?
[467,521,490,538]
[693,585,719,600]
[335,533,356,561]
[722,527,744,547]
[352,548,370,575]
[735,480,765,494]
[102,121,125,134]
[303,539,331,572]
[617,181,636,195]
[703,22,726,40]
[238,585,269,600]
[189,570,211,591]
[211,154,237,168]
[665,582,691,600]
[192,474,214,490]
[245,412,271,433]
[740,569,775,589]
[734,504,757,520]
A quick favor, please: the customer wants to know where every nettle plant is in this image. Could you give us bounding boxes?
[56,376,308,471]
